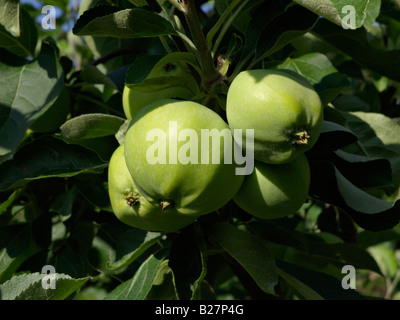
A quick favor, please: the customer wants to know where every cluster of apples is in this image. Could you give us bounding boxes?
[108,62,323,232]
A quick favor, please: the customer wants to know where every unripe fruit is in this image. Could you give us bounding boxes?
[108,145,197,232]
[124,99,244,217]
[122,63,199,120]
[233,154,310,220]
[226,69,323,164]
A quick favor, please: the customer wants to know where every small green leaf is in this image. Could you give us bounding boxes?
[208,222,278,296]
[106,229,162,271]
[60,113,126,141]
[0,7,37,57]
[105,248,168,300]
[0,272,89,300]
[73,6,177,38]
[80,65,118,89]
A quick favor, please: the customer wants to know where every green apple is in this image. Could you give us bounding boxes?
[233,154,310,219]
[122,63,199,120]
[108,145,198,232]
[226,69,323,164]
[124,99,244,217]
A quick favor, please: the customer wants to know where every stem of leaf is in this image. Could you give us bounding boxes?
[206,0,242,52]
[210,0,250,59]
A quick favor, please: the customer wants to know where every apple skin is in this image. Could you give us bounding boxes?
[122,63,199,120]
[108,145,198,232]
[226,69,323,164]
[124,99,244,217]
[233,154,310,220]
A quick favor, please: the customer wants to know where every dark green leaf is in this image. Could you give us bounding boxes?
[0,136,107,192]
[340,111,400,186]
[0,7,37,57]
[277,260,365,300]
[106,229,162,271]
[308,120,358,154]
[168,225,206,300]
[0,225,40,283]
[208,222,278,296]
[0,40,64,163]
[73,6,177,38]
[249,3,318,63]
[312,18,400,82]
[309,160,400,231]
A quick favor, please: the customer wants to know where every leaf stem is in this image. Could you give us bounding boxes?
[210,0,250,59]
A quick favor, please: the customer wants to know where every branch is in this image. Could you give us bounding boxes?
[181,0,222,93]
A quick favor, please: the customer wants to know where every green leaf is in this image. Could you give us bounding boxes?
[312,19,400,82]
[104,248,168,300]
[73,6,177,38]
[49,186,79,221]
[309,120,358,154]
[0,40,64,163]
[125,52,202,87]
[208,222,278,296]
[247,220,382,275]
[0,136,107,192]
[248,2,318,64]
[0,0,20,36]
[168,225,207,300]
[0,225,40,283]
[293,0,380,29]
[278,53,350,105]
[277,260,365,300]
[0,7,37,57]
[0,272,89,300]
[60,113,126,141]
[368,244,398,278]
[340,111,400,186]
[308,160,400,231]
[145,259,178,300]
[106,229,162,271]
[0,188,24,216]
[80,65,118,89]
[332,150,393,188]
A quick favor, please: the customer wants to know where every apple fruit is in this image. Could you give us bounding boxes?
[108,145,198,232]
[233,154,310,219]
[122,62,199,120]
[226,69,323,164]
[124,99,244,217]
